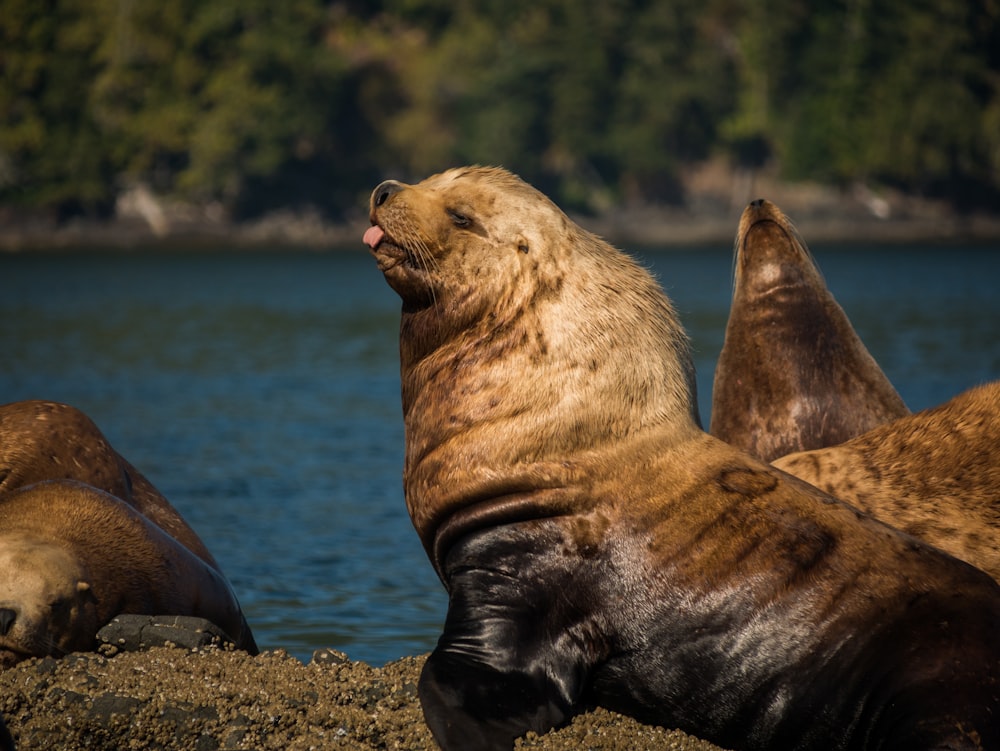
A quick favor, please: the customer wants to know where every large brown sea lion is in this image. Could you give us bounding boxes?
[0,480,256,668]
[364,166,1000,751]
[710,199,909,462]
[774,380,1000,581]
[0,400,218,567]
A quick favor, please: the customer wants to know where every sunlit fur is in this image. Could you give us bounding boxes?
[0,480,255,665]
[368,167,1000,751]
[368,166,700,555]
[0,535,96,669]
[775,380,1000,581]
[0,400,220,569]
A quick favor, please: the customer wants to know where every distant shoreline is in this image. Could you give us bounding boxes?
[4,209,1000,253]
[4,168,1000,252]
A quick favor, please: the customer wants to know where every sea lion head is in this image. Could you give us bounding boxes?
[365,166,701,561]
[0,534,97,668]
[364,166,571,324]
[733,198,823,300]
[711,198,909,461]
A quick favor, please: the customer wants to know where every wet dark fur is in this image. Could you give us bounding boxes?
[368,167,1000,751]
[775,381,1000,582]
[711,200,909,462]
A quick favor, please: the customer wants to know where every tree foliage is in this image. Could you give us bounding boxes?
[1,0,998,220]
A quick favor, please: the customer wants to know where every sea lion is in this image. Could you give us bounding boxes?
[774,380,1000,581]
[0,400,258,654]
[710,199,909,462]
[364,166,1000,751]
[0,400,218,567]
[0,479,256,668]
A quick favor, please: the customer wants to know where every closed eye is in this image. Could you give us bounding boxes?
[447,209,472,228]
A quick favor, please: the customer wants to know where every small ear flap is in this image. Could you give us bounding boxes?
[515,235,530,254]
[76,581,91,594]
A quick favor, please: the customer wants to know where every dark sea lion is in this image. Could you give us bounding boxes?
[0,400,218,567]
[364,166,1000,751]
[0,480,256,668]
[710,199,909,462]
[774,380,1000,581]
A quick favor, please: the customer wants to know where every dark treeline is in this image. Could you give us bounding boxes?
[2,0,998,223]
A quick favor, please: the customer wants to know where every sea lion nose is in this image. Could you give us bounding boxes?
[373,180,404,208]
[749,198,766,209]
[0,608,16,635]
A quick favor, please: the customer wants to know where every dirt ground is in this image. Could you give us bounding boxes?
[0,644,729,751]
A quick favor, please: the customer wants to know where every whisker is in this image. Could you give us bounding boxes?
[397,215,438,306]
[33,632,68,659]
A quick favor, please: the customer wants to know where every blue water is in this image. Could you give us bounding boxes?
[1,243,998,665]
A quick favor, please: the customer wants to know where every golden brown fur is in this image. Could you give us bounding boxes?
[0,401,257,654]
[0,480,255,668]
[711,199,909,461]
[366,167,1000,751]
[0,400,218,567]
[366,166,699,555]
[774,380,1000,581]
[0,534,91,669]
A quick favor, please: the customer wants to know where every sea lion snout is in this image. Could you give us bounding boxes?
[0,608,15,636]
[371,180,405,210]
[743,198,780,219]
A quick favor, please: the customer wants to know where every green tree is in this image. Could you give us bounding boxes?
[612,0,737,204]
[91,0,356,217]
[1,0,998,221]
[859,0,1000,205]
[0,0,115,216]
[729,0,1000,206]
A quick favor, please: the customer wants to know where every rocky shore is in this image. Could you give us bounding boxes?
[3,163,1000,251]
[0,643,729,751]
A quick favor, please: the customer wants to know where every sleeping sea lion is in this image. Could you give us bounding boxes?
[0,400,257,654]
[710,199,909,461]
[364,166,1000,751]
[0,480,256,668]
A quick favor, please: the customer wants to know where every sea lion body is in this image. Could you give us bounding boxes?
[366,167,1000,751]
[774,380,1000,581]
[0,400,218,567]
[0,480,255,667]
[0,400,257,653]
[710,199,909,461]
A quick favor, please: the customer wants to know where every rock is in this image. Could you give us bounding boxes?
[96,614,237,654]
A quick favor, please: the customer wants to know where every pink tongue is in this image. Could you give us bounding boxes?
[363,225,385,248]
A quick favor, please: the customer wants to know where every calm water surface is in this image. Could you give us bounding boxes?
[1,243,998,665]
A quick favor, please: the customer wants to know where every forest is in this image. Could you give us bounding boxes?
[1,0,998,223]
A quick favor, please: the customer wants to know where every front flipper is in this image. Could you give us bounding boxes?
[420,648,579,751]
[418,526,605,751]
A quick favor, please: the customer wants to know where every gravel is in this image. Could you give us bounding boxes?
[0,644,729,750]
